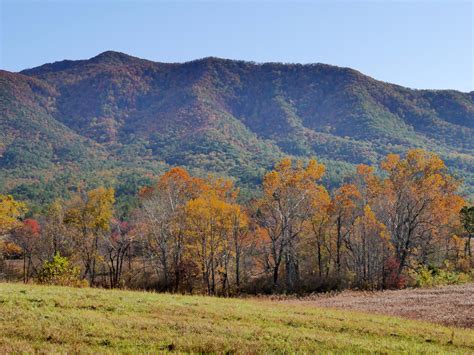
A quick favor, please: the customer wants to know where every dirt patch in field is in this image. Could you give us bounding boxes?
[279,284,474,328]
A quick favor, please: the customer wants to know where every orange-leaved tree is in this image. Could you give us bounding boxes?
[374,149,465,275]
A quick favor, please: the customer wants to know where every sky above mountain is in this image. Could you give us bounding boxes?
[1,0,472,92]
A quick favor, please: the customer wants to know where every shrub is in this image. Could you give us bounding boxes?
[410,264,472,288]
[36,253,86,287]
[383,257,406,289]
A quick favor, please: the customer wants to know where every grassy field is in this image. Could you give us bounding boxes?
[0,283,473,353]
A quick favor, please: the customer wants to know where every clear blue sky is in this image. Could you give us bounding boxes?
[1,0,472,91]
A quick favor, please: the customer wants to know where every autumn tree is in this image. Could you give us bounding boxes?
[10,219,41,283]
[254,158,326,291]
[0,194,27,235]
[102,220,134,288]
[373,150,465,275]
[229,205,250,289]
[64,187,115,284]
[0,194,27,279]
[308,188,331,280]
[138,167,205,291]
[183,177,246,295]
[206,176,249,293]
[345,205,392,289]
[330,183,361,279]
[39,199,70,260]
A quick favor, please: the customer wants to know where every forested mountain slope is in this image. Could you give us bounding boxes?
[1,51,473,205]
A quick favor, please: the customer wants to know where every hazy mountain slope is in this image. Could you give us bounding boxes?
[1,51,472,204]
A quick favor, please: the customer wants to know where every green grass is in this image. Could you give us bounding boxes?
[0,283,472,353]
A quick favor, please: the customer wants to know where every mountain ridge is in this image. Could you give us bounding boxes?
[1,51,473,206]
[19,50,473,94]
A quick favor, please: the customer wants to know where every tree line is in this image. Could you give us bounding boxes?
[0,149,472,295]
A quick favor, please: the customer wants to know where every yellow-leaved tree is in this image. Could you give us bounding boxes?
[330,183,361,278]
[374,149,465,276]
[308,186,332,279]
[0,194,27,235]
[138,167,206,291]
[254,158,327,291]
[64,187,115,284]
[183,177,247,295]
[346,205,392,289]
[0,194,27,280]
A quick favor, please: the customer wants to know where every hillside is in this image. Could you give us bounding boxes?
[1,51,473,206]
[0,283,472,353]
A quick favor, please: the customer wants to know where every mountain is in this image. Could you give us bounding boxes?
[1,51,473,207]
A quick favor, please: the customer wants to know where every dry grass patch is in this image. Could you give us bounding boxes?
[279,283,474,328]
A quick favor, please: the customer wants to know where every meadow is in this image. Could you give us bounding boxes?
[0,282,473,353]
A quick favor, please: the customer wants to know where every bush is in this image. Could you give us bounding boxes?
[383,257,406,289]
[410,264,472,288]
[36,253,87,287]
